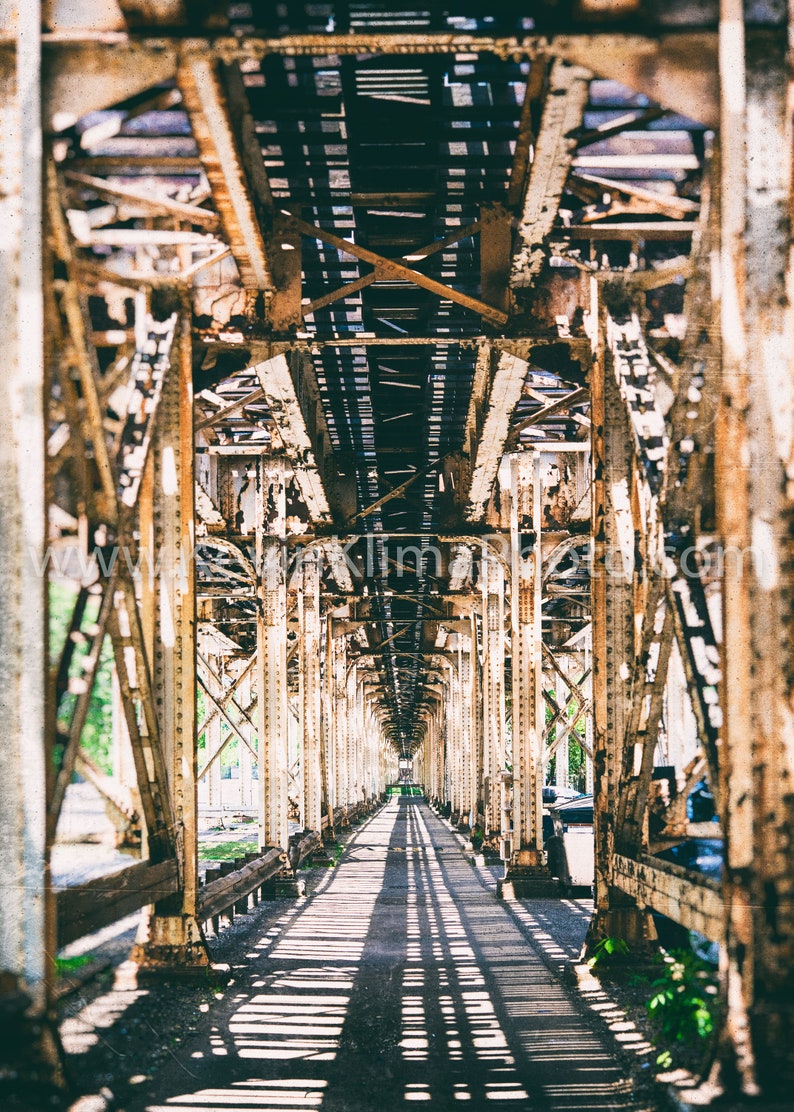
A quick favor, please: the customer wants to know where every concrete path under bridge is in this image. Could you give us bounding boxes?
[124,798,644,1112]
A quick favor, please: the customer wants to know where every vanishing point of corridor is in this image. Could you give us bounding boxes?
[129,800,635,1112]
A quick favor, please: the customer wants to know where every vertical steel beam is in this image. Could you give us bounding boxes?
[298,552,322,834]
[583,632,595,794]
[347,664,358,807]
[238,666,255,809]
[555,671,570,790]
[432,703,443,805]
[470,614,484,826]
[256,462,289,852]
[481,555,507,840]
[206,705,223,812]
[135,305,209,967]
[713,7,794,1096]
[458,633,475,829]
[509,451,545,861]
[587,301,653,948]
[330,625,349,821]
[445,659,462,822]
[504,451,560,894]
[321,619,336,828]
[0,0,62,1085]
[360,693,372,804]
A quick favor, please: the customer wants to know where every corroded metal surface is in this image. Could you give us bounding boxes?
[5,3,794,1099]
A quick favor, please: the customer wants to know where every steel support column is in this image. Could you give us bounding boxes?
[481,555,507,841]
[0,0,63,1090]
[330,626,349,821]
[298,552,322,834]
[205,705,223,812]
[256,462,289,852]
[458,633,475,831]
[587,308,654,950]
[509,452,544,859]
[135,305,209,967]
[346,663,358,809]
[431,703,443,805]
[504,450,559,895]
[445,659,462,823]
[238,665,255,809]
[713,7,794,1095]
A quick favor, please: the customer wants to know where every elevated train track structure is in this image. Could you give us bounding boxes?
[1,0,793,1103]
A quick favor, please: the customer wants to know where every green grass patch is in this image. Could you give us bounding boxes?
[55,954,93,976]
[198,840,258,862]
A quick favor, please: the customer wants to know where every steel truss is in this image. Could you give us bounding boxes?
[1,2,793,1101]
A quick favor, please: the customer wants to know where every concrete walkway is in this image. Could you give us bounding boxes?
[131,798,640,1112]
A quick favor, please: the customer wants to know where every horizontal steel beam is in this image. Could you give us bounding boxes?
[612,853,723,942]
[197,847,287,921]
[288,213,507,327]
[56,858,179,947]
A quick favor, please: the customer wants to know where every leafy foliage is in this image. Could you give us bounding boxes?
[50,582,114,774]
[646,950,718,1051]
[587,935,631,968]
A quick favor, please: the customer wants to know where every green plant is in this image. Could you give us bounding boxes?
[50,583,114,774]
[646,950,718,1050]
[587,936,631,968]
[54,954,92,976]
[470,826,484,851]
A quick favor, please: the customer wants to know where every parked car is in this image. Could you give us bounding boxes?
[542,785,584,806]
[542,791,722,964]
[545,793,594,892]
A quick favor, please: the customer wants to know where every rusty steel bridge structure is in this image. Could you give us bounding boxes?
[1,0,793,1104]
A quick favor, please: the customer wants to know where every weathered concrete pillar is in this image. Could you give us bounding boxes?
[480,554,507,840]
[0,1,63,1087]
[256,462,289,852]
[298,551,322,833]
[136,305,209,968]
